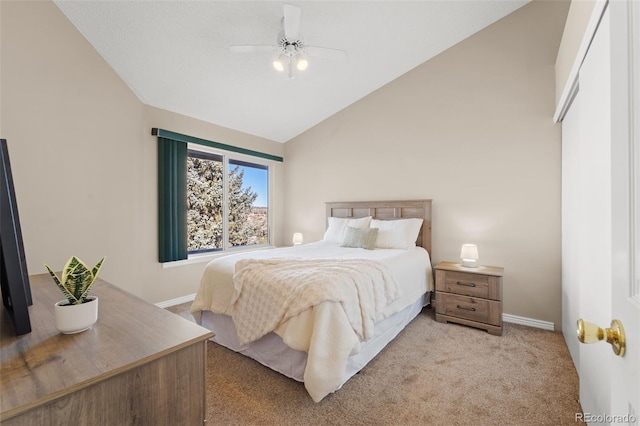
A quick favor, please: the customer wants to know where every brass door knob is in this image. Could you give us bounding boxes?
[577,319,626,357]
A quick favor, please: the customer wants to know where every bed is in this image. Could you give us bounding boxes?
[191,199,433,402]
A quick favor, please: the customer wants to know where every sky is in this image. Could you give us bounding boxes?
[235,164,268,207]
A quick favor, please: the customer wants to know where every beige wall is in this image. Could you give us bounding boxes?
[0,1,284,303]
[283,0,570,328]
[555,0,597,106]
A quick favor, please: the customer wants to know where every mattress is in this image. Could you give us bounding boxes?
[191,241,433,401]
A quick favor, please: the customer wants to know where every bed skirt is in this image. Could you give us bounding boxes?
[199,291,430,388]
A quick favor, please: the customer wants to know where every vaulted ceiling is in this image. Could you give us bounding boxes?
[53,1,530,143]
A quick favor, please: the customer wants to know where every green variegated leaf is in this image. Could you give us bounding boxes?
[45,264,77,304]
[91,257,105,281]
[66,260,92,304]
[78,256,105,303]
[44,264,61,286]
[61,256,81,285]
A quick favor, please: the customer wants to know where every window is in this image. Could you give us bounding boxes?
[153,128,282,263]
[186,148,269,254]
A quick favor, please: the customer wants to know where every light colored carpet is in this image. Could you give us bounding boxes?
[166,304,584,425]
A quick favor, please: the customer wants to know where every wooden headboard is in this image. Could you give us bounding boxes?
[325,200,432,254]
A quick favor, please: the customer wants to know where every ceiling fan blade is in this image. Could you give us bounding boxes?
[305,45,348,60]
[283,4,301,39]
[229,45,276,53]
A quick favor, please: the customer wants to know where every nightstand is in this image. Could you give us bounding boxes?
[434,261,504,336]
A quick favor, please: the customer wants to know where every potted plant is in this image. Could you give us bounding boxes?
[45,256,105,334]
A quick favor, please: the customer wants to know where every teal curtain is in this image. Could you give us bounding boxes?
[158,137,187,262]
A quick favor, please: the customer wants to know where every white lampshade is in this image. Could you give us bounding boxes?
[460,244,479,268]
[292,233,304,245]
[296,55,308,71]
[272,54,286,72]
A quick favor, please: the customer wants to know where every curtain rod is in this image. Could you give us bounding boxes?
[151,128,283,163]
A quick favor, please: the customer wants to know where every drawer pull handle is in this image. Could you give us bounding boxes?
[456,281,476,288]
[456,305,476,312]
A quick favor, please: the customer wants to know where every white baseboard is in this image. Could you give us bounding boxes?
[156,293,196,309]
[503,313,555,331]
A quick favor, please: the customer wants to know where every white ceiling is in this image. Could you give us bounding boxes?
[53,1,529,143]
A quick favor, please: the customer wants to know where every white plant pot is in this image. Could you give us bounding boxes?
[54,296,99,334]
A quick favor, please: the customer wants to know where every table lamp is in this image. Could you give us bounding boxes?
[460,244,479,268]
[292,233,304,245]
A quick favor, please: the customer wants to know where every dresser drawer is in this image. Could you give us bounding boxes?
[436,269,501,300]
[435,292,501,326]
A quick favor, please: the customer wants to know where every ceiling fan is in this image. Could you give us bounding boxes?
[230,4,347,79]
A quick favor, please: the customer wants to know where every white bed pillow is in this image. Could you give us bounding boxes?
[370,218,423,249]
[323,216,372,243]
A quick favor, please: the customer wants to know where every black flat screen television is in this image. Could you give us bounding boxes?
[1,138,32,335]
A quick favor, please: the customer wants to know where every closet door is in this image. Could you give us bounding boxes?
[575,6,612,416]
[567,2,640,418]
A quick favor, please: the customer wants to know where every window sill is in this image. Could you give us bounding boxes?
[160,245,276,269]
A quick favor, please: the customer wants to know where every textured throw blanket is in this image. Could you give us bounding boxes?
[230,258,401,346]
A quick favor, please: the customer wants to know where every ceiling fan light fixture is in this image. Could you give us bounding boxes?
[230,4,345,80]
[272,54,286,72]
[296,55,308,71]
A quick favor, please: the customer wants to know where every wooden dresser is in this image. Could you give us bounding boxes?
[0,274,213,425]
[434,261,504,336]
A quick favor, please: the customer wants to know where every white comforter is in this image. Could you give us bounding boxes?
[191,241,432,402]
[231,258,401,345]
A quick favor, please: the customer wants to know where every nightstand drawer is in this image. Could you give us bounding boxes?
[436,292,501,326]
[436,269,501,300]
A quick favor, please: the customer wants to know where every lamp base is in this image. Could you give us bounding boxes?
[461,259,478,268]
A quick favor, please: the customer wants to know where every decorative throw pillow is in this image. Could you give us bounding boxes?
[323,216,372,243]
[370,218,423,249]
[341,226,379,250]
